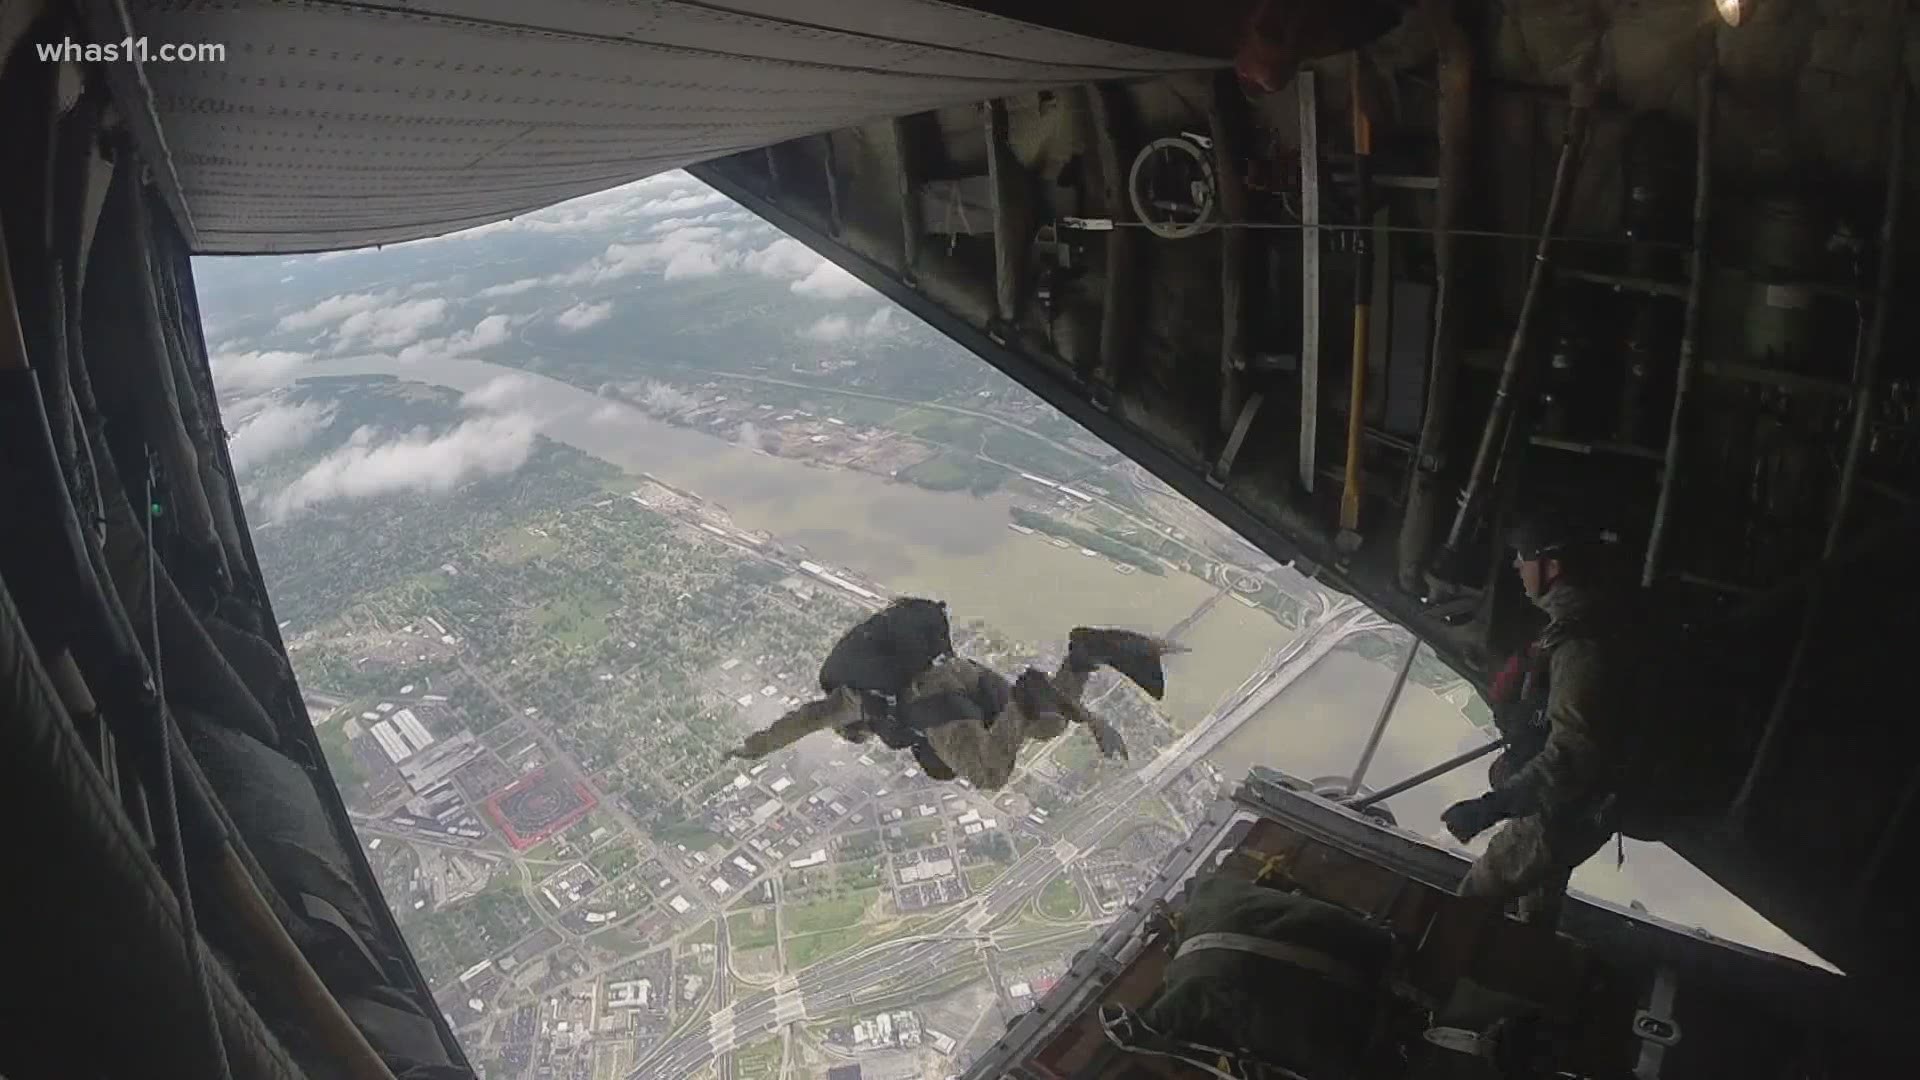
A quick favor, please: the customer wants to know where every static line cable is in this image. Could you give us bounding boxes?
[145,447,232,1080]
[1058,216,1691,250]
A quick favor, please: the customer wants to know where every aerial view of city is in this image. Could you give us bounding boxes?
[194,172,1811,1080]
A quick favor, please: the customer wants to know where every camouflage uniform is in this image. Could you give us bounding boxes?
[916,652,1130,791]
[1458,578,1634,918]
[728,651,1129,791]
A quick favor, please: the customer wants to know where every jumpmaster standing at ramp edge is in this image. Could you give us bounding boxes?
[1442,507,1668,927]
[727,597,1185,791]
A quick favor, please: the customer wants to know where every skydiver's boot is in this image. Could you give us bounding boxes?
[910,740,957,781]
[1014,668,1127,760]
[1067,627,1189,700]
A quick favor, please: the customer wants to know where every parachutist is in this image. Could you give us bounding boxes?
[726,597,1186,790]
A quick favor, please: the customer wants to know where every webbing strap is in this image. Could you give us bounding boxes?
[1174,932,1368,991]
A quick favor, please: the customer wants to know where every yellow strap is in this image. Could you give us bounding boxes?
[1252,853,1289,885]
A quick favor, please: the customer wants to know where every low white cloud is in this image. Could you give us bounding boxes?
[336,297,449,350]
[276,291,392,333]
[742,237,821,280]
[636,189,730,215]
[553,222,756,287]
[799,315,854,342]
[790,261,871,300]
[478,277,542,298]
[268,413,538,515]
[588,401,630,425]
[463,374,540,411]
[396,314,518,364]
[210,349,313,395]
[227,399,335,473]
[798,306,901,345]
[554,301,614,332]
[638,380,698,417]
[663,246,735,280]
[647,210,757,236]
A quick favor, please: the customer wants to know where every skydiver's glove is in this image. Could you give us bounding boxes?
[1442,790,1515,843]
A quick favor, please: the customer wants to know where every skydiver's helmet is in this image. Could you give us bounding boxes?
[1504,505,1605,563]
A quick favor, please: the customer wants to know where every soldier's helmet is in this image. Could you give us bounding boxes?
[1505,504,1605,562]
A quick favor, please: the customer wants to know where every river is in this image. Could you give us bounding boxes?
[289,353,1289,720]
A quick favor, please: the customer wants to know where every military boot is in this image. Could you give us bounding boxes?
[1066,627,1189,700]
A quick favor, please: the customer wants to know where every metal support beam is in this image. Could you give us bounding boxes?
[984,100,1028,326]
[1340,60,1376,537]
[1398,0,1473,591]
[891,117,923,280]
[820,132,843,237]
[1208,392,1265,489]
[762,144,782,199]
[1207,70,1252,439]
[1438,54,1597,570]
[1346,638,1419,796]
[1642,61,1715,587]
[1085,83,1139,407]
[1298,68,1322,492]
[1351,739,1504,810]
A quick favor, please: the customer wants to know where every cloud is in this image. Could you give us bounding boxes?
[736,236,873,301]
[790,261,871,300]
[552,222,757,287]
[647,210,756,236]
[463,374,540,412]
[798,308,902,344]
[335,297,449,349]
[210,349,313,395]
[380,170,726,249]
[554,301,614,332]
[268,413,538,515]
[276,291,392,333]
[227,399,335,473]
[742,237,821,280]
[396,314,518,363]
[635,189,730,215]
[799,315,853,342]
[638,380,698,417]
[662,246,734,280]
[478,277,542,298]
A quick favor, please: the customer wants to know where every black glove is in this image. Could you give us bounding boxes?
[1442,792,1513,843]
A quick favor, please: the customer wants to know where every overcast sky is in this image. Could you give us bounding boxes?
[198,170,896,515]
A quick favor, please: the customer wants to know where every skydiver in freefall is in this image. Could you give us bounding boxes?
[725,597,1185,791]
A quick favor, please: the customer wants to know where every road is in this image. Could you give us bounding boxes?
[629,601,1386,1078]
[712,915,736,1080]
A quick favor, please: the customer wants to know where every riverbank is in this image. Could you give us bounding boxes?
[282,354,1301,726]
